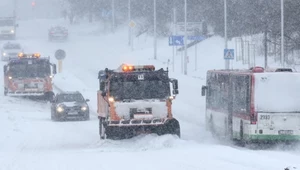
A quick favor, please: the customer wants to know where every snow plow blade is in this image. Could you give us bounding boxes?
[104,118,180,140]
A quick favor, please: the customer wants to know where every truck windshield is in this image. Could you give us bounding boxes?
[8,61,51,78]
[110,80,170,100]
[255,73,300,112]
[0,20,14,26]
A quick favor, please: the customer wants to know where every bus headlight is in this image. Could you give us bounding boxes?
[81,105,88,111]
[56,106,64,113]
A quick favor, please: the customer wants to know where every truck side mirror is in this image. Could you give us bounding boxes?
[53,64,57,74]
[101,91,107,97]
[172,79,178,89]
[173,89,179,95]
[100,81,105,91]
[3,65,7,73]
[85,99,90,102]
[201,85,207,96]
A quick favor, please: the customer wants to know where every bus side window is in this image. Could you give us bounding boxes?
[233,75,248,114]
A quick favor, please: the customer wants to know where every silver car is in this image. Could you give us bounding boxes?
[1,42,23,61]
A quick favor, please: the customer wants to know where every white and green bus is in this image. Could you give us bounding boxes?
[201,66,300,143]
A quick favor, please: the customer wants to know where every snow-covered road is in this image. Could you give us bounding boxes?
[1,18,300,170]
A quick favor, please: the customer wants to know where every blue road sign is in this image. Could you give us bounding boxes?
[169,36,184,46]
[224,49,234,60]
[188,36,206,41]
[102,10,112,18]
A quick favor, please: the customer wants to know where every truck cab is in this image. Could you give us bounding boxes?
[97,64,180,140]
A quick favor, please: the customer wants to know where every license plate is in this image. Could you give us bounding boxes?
[278,130,293,135]
[68,110,78,115]
[25,88,38,91]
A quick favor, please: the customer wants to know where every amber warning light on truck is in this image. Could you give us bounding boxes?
[121,65,155,72]
[18,53,41,58]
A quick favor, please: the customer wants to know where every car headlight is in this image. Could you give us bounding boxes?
[56,106,64,113]
[81,106,88,111]
[8,76,12,80]
[10,30,14,33]
[2,53,6,56]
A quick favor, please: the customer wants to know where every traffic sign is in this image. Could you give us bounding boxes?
[102,10,111,18]
[188,36,206,41]
[129,20,136,28]
[169,35,184,46]
[224,49,234,60]
[55,49,66,60]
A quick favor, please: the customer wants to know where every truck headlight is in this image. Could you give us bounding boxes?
[108,97,114,102]
[2,53,6,56]
[56,106,64,113]
[10,30,14,33]
[81,106,88,111]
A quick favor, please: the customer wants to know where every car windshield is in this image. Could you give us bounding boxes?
[8,60,51,78]
[110,80,170,100]
[0,20,14,26]
[57,94,84,103]
[4,43,21,50]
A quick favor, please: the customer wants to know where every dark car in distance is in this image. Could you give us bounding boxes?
[48,26,68,41]
[51,91,90,121]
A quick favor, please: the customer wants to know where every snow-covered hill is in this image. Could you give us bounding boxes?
[0,18,300,170]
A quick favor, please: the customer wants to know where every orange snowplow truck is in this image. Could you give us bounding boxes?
[97,64,180,140]
[3,53,57,101]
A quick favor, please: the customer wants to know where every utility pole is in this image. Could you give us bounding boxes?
[13,0,17,18]
[281,0,284,67]
[154,0,157,60]
[183,0,187,75]
[112,0,115,33]
[224,0,229,69]
[172,7,176,72]
[128,0,131,46]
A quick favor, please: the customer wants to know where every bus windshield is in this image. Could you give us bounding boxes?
[254,73,300,113]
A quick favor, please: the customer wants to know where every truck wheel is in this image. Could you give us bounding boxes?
[99,117,106,139]
[51,110,57,121]
[4,88,7,96]
[157,118,180,138]
[44,91,54,101]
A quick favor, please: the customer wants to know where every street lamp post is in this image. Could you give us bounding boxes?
[154,0,157,60]
[224,0,229,69]
[112,0,115,33]
[128,0,131,46]
[281,0,284,67]
[183,0,187,75]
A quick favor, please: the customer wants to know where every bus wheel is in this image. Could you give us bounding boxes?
[209,116,216,135]
[239,120,246,146]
